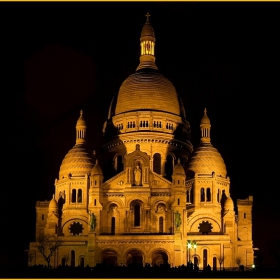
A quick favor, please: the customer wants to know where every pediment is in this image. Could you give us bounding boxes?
[124,144,150,169]
[149,170,172,188]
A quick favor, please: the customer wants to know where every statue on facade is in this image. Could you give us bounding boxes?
[134,164,142,186]
[175,211,182,230]
[89,212,97,231]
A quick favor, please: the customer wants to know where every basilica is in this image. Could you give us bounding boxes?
[29,14,254,269]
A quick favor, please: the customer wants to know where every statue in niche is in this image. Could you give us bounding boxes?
[175,211,182,230]
[134,163,142,186]
[157,203,165,213]
[89,211,97,231]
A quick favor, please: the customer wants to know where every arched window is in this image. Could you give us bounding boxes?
[72,189,76,203]
[159,217,163,233]
[178,198,180,205]
[201,188,205,202]
[206,188,211,202]
[77,189,82,203]
[115,155,123,173]
[190,189,193,203]
[134,204,140,227]
[153,153,161,174]
[217,189,220,202]
[165,155,173,181]
[79,257,84,267]
[111,217,116,234]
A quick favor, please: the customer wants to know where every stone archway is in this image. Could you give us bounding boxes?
[126,249,143,266]
[152,250,169,266]
[101,250,118,266]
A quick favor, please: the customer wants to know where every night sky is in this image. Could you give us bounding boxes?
[1,2,280,267]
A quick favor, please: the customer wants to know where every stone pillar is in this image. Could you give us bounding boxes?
[87,232,96,267]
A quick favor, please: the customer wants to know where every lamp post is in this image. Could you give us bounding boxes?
[187,241,197,269]
[253,248,259,268]
[187,241,192,264]
[193,242,197,266]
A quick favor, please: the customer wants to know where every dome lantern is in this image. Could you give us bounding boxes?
[76,110,86,145]
[200,108,211,143]
[136,12,158,71]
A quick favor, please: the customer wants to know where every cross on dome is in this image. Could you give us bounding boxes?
[145,12,151,23]
[204,108,207,115]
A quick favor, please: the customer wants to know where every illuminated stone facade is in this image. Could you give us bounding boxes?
[29,14,254,270]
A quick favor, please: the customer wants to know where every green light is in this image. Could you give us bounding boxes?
[187,243,192,249]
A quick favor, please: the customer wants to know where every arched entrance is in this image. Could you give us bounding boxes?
[126,249,143,266]
[203,249,207,270]
[101,250,118,266]
[213,256,217,271]
[193,255,199,266]
[152,250,169,267]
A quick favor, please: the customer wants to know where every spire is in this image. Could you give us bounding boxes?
[76,110,87,145]
[200,108,211,143]
[136,13,158,71]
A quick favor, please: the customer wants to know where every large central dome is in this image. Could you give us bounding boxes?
[115,71,181,116]
[111,13,185,119]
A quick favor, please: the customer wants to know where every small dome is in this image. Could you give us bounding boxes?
[91,160,103,176]
[49,195,58,210]
[224,196,234,211]
[187,143,227,177]
[141,21,155,38]
[173,159,186,175]
[76,110,86,127]
[201,108,211,125]
[188,109,226,177]
[59,144,94,179]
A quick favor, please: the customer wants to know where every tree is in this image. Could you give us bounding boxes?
[37,233,62,269]
[217,255,225,271]
[27,252,35,266]
[62,254,69,266]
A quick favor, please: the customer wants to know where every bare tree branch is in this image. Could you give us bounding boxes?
[37,233,62,269]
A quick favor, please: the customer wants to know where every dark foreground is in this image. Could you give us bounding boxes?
[0,264,279,278]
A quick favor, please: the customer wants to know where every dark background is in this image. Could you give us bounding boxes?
[1,2,279,267]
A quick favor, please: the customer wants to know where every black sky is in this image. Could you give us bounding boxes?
[1,2,280,267]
